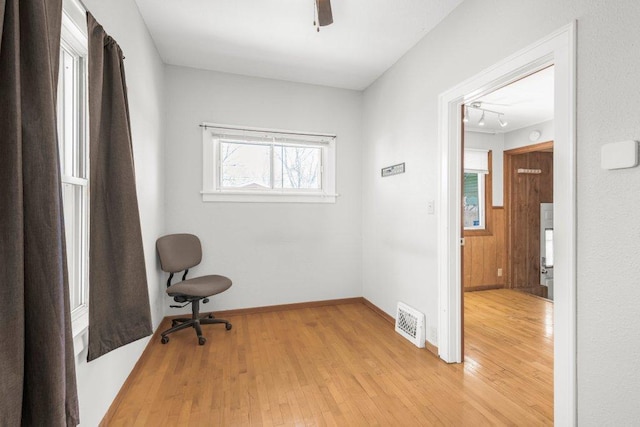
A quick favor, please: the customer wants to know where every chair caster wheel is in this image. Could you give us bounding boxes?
[208,314,214,319]
[198,337,206,345]
[225,323,232,331]
[161,336,169,344]
[171,320,178,327]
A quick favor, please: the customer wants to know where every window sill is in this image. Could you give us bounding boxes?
[72,309,89,356]
[201,190,338,204]
[464,228,492,237]
[73,327,88,357]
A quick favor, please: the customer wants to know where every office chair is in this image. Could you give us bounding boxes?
[156,233,232,345]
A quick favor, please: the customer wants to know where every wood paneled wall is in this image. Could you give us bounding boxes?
[463,150,506,292]
[463,143,553,295]
[505,149,553,296]
[463,207,505,291]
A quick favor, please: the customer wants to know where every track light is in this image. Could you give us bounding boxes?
[466,102,508,129]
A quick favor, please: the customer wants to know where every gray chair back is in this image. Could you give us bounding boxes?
[156,234,202,273]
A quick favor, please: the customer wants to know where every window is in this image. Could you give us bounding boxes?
[58,9,89,336]
[463,172,485,229]
[202,124,337,203]
[463,148,489,231]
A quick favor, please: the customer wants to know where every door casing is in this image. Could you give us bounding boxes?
[437,23,576,425]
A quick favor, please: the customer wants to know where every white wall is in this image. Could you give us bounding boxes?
[503,120,554,150]
[362,0,640,423]
[163,66,363,313]
[74,0,165,425]
[464,131,505,206]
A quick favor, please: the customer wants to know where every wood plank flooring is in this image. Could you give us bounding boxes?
[103,290,553,426]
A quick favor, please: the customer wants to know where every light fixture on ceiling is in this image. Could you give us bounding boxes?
[313,0,333,32]
[465,102,508,128]
[478,111,485,126]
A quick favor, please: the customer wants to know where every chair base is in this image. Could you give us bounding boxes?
[160,299,232,345]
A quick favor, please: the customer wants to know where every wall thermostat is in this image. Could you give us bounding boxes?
[601,140,638,170]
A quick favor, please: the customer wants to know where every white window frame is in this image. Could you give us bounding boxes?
[201,123,337,203]
[58,3,89,341]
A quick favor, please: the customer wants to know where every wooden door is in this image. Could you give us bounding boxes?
[505,144,553,297]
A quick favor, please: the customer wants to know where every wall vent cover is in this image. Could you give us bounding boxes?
[395,302,425,348]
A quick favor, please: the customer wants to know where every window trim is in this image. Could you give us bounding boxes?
[463,150,494,236]
[59,5,90,341]
[201,123,337,203]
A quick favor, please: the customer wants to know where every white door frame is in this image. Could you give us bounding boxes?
[437,23,576,425]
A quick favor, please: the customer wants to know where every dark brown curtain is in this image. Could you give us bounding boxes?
[0,0,80,425]
[86,12,152,361]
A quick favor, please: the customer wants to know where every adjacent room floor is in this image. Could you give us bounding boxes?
[103,290,553,425]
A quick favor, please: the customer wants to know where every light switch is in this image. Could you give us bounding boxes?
[601,140,638,170]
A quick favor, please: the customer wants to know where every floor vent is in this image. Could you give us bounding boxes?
[395,302,425,348]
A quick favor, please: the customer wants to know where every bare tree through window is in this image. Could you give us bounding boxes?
[221,141,321,190]
[221,142,240,163]
[221,142,270,188]
[203,126,336,202]
[275,145,321,189]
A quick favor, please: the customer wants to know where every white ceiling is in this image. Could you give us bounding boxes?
[134,0,463,90]
[465,66,555,133]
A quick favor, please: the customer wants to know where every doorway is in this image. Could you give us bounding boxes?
[461,65,555,299]
[437,24,576,424]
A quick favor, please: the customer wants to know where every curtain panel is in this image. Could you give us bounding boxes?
[0,0,80,425]
[86,12,152,361]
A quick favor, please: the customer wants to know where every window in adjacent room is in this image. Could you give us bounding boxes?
[202,124,337,203]
[58,8,89,337]
[463,171,485,229]
[463,149,489,230]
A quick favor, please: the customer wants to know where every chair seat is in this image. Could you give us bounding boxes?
[166,275,232,298]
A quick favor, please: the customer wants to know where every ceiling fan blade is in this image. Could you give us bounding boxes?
[316,0,333,26]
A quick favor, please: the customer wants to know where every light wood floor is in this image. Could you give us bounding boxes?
[103,290,553,426]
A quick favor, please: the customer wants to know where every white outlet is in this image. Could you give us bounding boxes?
[497,268,503,277]
[427,200,435,215]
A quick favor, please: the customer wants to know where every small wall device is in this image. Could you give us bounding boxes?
[601,140,638,170]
